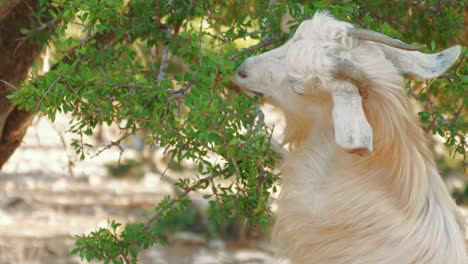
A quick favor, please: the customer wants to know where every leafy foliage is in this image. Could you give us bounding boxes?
[7,0,466,262]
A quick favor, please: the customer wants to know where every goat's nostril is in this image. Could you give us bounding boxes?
[237,69,248,78]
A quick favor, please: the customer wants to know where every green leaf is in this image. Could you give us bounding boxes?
[228,138,239,146]
[431,40,436,51]
[129,247,138,259]
[436,128,445,137]
[20,28,30,35]
[418,111,430,121]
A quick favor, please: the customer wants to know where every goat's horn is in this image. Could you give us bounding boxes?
[332,58,369,98]
[347,28,426,51]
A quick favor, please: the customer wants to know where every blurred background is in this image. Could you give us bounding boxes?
[0,1,466,263]
[0,112,277,263]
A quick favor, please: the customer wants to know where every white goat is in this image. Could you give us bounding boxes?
[234,11,466,264]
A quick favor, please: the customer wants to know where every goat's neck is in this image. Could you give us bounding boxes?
[363,90,462,224]
[282,114,336,181]
[284,91,462,223]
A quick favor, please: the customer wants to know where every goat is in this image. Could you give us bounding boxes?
[234,11,466,264]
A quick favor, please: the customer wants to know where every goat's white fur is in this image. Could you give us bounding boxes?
[234,11,466,263]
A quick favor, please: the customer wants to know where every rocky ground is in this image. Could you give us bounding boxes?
[0,113,466,264]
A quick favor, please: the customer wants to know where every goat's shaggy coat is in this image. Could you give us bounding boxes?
[235,12,466,264]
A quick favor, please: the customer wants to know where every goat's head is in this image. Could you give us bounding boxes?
[234,11,461,153]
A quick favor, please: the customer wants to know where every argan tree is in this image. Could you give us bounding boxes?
[0,0,57,168]
[2,0,465,263]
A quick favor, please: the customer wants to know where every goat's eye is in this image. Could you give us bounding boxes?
[276,54,286,60]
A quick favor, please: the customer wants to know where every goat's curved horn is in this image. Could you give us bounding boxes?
[347,28,426,51]
[332,58,369,98]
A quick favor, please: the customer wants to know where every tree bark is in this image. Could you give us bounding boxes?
[0,0,51,169]
[0,0,22,20]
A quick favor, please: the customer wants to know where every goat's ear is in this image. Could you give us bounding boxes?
[332,86,373,154]
[385,45,461,79]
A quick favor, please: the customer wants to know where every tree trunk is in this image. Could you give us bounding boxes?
[0,0,51,169]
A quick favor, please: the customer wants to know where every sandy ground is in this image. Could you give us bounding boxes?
[0,111,466,264]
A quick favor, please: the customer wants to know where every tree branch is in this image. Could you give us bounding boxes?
[168,79,193,98]
[90,132,131,159]
[229,35,285,61]
[0,0,56,169]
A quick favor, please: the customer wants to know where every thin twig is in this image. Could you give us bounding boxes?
[88,80,170,89]
[229,35,285,61]
[0,80,20,91]
[18,18,59,37]
[230,155,249,198]
[14,18,60,56]
[242,30,262,37]
[263,0,277,41]
[206,7,228,43]
[34,74,64,112]
[168,79,193,98]
[51,122,75,177]
[452,102,464,122]
[90,132,131,158]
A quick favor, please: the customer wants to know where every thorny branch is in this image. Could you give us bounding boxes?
[229,35,286,60]
[17,18,59,40]
[168,79,193,97]
[51,122,75,177]
[34,72,65,112]
[0,80,20,91]
[90,132,131,162]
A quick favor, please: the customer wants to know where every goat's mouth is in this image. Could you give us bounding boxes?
[231,77,264,98]
[237,84,264,98]
[232,85,264,99]
[244,89,264,97]
[236,87,265,100]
